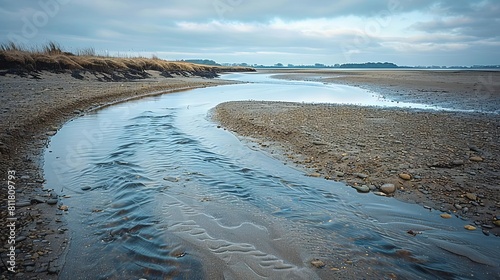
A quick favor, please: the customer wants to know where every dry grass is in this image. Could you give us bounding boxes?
[0,42,254,74]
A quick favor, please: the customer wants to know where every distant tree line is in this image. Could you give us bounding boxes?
[339,62,399,68]
[181,59,221,66]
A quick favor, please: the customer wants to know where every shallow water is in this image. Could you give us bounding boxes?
[44,73,499,279]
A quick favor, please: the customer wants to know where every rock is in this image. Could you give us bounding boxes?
[451,160,464,166]
[469,156,483,162]
[59,205,69,211]
[312,141,327,146]
[352,185,370,193]
[31,197,45,204]
[464,225,476,231]
[380,183,396,194]
[399,173,411,180]
[15,236,27,242]
[454,204,462,210]
[311,259,325,268]
[46,199,58,205]
[16,201,32,208]
[440,213,452,219]
[81,186,91,191]
[465,193,477,201]
[468,145,482,152]
[493,220,500,227]
[46,130,57,136]
[308,173,321,177]
[336,172,344,177]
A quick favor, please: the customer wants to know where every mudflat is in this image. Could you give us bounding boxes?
[270,69,500,112]
[0,70,236,278]
[213,70,500,235]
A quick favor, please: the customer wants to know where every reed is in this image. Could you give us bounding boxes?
[0,41,254,73]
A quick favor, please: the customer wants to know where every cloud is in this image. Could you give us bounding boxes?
[0,0,499,65]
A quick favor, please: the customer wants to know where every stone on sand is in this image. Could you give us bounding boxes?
[399,173,411,180]
[380,183,396,194]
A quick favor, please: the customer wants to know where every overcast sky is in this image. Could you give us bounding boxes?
[1,0,499,66]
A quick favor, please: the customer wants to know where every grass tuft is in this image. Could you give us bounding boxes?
[0,41,255,75]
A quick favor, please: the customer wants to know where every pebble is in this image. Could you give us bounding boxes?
[493,220,500,227]
[454,204,462,210]
[59,205,69,211]
[451,160,464,166]
[46,198,58,205]
[311,259,325,268]
[468,145,481,152]
[336,172,344,177]
[464,225,476,231]
[16,201,32,208]
[31,197,45,204]
[440,213,452,219]
[15,236,27,242]
[81,186,91,191]
[399,173,411,180]
[465,193,477,201]
[469,156,483,162]
[308,173,321,177]
[380,183,396,194]
[46,130,57,136]
[352,185,370,193]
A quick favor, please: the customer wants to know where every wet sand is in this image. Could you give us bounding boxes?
[269,69,500,113]
[213,70,500,235]
[0,70,237,278]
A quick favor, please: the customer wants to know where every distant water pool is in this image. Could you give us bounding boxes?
[44,73,499,279]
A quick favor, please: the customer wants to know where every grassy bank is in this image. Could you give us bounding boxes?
[0,42,254,77]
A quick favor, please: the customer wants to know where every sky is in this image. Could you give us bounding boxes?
[1,0,499,66]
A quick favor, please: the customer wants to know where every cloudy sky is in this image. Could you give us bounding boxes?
[1,0,499,66]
